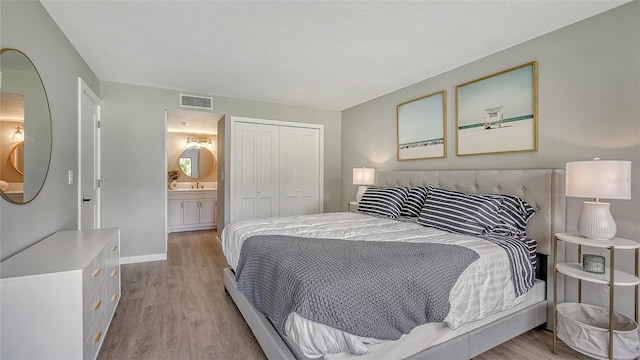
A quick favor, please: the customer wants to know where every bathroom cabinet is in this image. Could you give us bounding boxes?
[168,189,217,232]
[0,228,121,360]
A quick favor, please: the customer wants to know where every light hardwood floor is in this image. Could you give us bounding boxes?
[99,230,587,360]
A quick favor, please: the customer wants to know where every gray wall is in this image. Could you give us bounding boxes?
[341,2,640,318]
[100,82,341,260]
[0,0,100,261]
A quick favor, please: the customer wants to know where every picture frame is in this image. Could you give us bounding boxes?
[397,90,447,161]
[456,61,538,156]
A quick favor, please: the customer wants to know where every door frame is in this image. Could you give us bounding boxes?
[77,78,102,229]
[164,110,168,253]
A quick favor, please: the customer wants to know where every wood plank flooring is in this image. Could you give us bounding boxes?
[99,230,588,360]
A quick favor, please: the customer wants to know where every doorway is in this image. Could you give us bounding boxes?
[165,109,222,249]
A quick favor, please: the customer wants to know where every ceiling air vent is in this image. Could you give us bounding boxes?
[180,94,213,110]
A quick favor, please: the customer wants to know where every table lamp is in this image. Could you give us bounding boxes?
[353,167,375,202]
[565,158,631,240]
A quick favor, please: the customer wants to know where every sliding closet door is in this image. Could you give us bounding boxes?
[232,122,280,222]
[279,127,320,216]
[230,116,323,224]
[256,125,280,218]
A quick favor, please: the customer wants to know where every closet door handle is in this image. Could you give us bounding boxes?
[82,197,92,203]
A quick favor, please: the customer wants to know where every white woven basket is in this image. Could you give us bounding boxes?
[557,303,640,360]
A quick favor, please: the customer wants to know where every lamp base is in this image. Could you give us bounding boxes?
[356,186,368,202]
[577,201,617,240]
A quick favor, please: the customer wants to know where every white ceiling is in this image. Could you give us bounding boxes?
[41,1,628,111]
[166,109,221,135]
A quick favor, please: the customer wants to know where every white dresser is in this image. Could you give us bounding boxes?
[0,228,121,360]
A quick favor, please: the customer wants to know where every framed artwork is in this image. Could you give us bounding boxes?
[456,61,538,156]
[397,90,447,161]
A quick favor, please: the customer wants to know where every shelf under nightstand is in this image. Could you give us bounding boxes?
[553,232,640,360]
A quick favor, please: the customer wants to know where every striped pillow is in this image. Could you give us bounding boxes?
[358,186,408,219]
[487,195,537,241]
[417,186,502,235]
[400,186,429,217]
[523,238,538,270]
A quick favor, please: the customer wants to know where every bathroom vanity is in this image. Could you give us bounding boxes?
[167,189,217,232]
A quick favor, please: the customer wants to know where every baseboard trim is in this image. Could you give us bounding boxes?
[120,253,167,264]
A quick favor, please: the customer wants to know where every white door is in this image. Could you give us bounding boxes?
[280,127,302,216]
[299,127,320,214]
[280,127,320,216]
[232,122,280,221]
[79,78,101,229]
[256,125,280,218]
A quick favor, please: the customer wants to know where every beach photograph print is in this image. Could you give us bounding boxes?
[397,90,446,160]
[456,62,537,156]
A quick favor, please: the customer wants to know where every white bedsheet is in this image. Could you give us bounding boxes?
[221,212,527,358]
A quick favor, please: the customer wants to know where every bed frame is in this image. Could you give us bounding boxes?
[223,169,566,359]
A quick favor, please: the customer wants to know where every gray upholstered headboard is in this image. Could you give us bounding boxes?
[375,169,565,255]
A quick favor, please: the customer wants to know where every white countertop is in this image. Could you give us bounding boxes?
[168,188,216,192]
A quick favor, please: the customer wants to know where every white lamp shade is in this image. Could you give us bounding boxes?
[566,160,631,200]
[353,168,375,186]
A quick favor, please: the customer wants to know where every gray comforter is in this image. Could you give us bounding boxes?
[235,235,479,340]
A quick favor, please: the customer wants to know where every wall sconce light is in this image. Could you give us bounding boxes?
[185,137,198,149]
[184,136,215,150]
[565,158,631,240]
[353,167,375,202]
[205,138,215,151]
[11,126,24,141]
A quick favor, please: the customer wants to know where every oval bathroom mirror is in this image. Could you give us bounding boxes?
[0,48,52,204]
[178,147,216,179]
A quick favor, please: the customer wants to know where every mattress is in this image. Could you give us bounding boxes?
[222,212,537,358]
[328,279,546,360]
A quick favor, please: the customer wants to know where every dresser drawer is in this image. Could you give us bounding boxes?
[105,236,119,260]
[104,235,120,318]
[83,251,106,306]
[83,280,106,343]
[83,305,108,360]
[104,237,119,281]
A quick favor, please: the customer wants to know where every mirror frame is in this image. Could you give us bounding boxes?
[178,147,217,180]
[0,48,53,204]
[9,141,24,175]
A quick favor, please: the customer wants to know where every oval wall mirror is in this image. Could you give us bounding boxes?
[0,49,52,204]
[178,147,216,179]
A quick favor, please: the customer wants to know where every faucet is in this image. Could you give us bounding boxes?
[196,181,200,189]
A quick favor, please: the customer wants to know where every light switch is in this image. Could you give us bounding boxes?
[68,170,73,185]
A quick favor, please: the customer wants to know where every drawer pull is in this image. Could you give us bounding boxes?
[111,270,118,277]
[111,294,119,302]
[92,268,102,277]
[111,246,118,252]
[94,331,102,343]
[94,299,102,310]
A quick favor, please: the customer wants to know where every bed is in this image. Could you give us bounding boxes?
[222,169,566,359]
